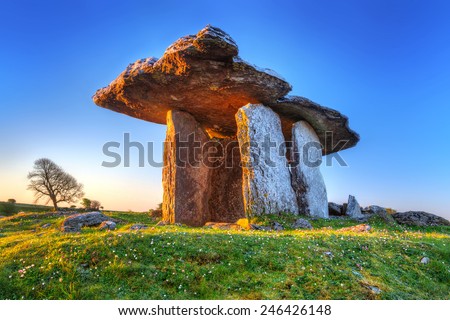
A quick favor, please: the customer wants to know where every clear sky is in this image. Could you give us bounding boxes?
[1,0,449,218]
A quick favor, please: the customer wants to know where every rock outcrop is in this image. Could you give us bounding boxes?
[291,121,328,218]
[328,202,344,216]
[363,205,396,224]
[99,221,117,230]
[292,218,313,229]
[392,211,450,227]
[345,195,364,219]
[61,212,114,232]
[236,104,298,216]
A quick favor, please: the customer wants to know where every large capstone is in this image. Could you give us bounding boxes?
[93,26,359,155]
[236,103,298,217]
[291,121,329,218]
[162,110,211,226]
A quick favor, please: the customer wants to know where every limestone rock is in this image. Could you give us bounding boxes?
[392,211,450,227]
[272,222,284,231]
[249,224,272,231]
[61,212,113,232]
[269,96,359,154]
[99,221,116,230]
[130,224,148,230]
[364,285,381,295]
[328,202,344,216]
[420,257,430,264]
[93,26,359,154]
[292,218,313,229]
[345,195,364,219]
[363,205,396,224]
[291,121,328,218]
[236,104,298,216]
[93,25,291,139]
[162,110,211,226]
[207,139,245,222]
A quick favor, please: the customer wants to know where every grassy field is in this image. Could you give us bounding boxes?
[0,210,448,300]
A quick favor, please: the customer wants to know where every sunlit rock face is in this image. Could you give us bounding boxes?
[163,110,245,225]
[162,110,211,226]
[291,121,328,218]
[236,104,299,217]
[93,25,359,155]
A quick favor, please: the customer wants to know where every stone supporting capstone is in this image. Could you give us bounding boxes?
[235,103,299,217]
[162,110,245,226]
[291,121,329,218]
[208,138,245,222]
[162,110,211,226]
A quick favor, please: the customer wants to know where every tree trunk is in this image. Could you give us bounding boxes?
[51,197,58,211]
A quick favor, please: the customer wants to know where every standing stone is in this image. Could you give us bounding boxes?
[345,195,364,218]
[162,110,211,226]
[291,121,328,218]
[236,104,298,217]
[208,139,245,222]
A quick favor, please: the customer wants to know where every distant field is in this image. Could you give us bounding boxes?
[0,202,129,216]
[0,210,448,300]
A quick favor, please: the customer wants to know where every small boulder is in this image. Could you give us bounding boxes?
[345,195,364,219]
[338,224,371,233]
[272,222,284,231]
[99,221,117,230]
[366,285,381,295]
[130,224,148,231]
[249,224,272,231]
[61,211,114,232]
[392,211,450,227]
[420,257,430,264]
[41,223,51,228]
[364,205,396,224]
[328,202,344,216]
[292,218,313,229]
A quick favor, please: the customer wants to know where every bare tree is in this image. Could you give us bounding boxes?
[90,200,101,210]
[27,158,84,210]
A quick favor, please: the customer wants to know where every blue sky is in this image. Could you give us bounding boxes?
[1,0,449,218]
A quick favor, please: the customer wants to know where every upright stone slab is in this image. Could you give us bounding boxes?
[162,110,211,226]
[291,121,329,218]
[208,139,245,222]
[236,104,298,217]
[346,195,363,218]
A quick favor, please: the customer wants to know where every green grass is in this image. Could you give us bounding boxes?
[0,211,448,300]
